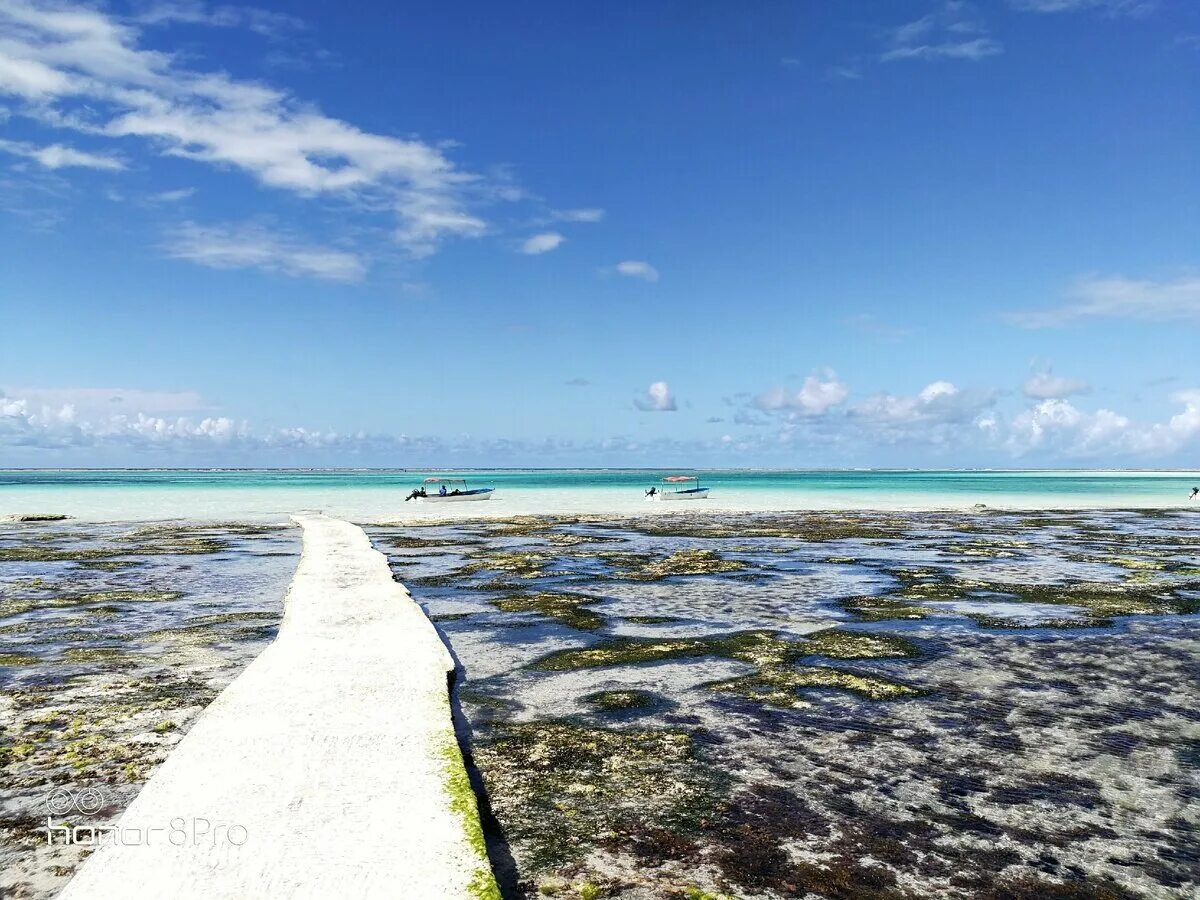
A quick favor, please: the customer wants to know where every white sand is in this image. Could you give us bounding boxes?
[57,514,497,899]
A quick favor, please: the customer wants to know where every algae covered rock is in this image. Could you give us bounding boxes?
[472,721,721,870]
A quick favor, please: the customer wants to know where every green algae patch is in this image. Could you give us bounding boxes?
[61,590,183,605]
[379,533,480,550]
[1000,582,1199,618]
[0,651,38,666]
[0,547,131,563]
[62,647,132,664]
[479,517,558,538]
[465,550,554,578]
[624,614,682,625]
[708,666,922,706]
[581,689,662,712]
[73,560,144,571]
[626,549,746,581]
[0,589,183,620]
[966,613,1112,631]
[889,567,963,601]
[471,722,722,871]
[438,740,502,900]
[431,612,475,623]
[532,636,727,671]
[622,513,907,542]
[491,591,606,631]
[533,628,916,673]
[842,595,931,622]
[7,514,72,522]
[803,629,920,660]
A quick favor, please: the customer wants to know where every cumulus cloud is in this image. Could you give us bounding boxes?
[635,381,677,412]
[165,221,366,281]
[1006,391,1200,458]
[1007,275,1200,327]
[1023,370,1091,399]
[754,372,849,416]
[0,0,497,258]
[881,3,1002,63]
[615,260,659,282]
[520,231,565,255]
[0,138,124,170]
[852,381,991,423]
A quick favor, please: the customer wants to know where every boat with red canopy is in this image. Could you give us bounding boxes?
[647,474,709,501]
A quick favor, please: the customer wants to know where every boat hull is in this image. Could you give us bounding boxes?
[656,488,710,501]
[421,489,494,503]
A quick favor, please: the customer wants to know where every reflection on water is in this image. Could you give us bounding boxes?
[373,509,1200,899]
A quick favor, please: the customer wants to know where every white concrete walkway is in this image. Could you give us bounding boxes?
[59,514,499,900]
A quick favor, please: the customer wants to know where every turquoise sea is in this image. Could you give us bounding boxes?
[2,469,1199,520]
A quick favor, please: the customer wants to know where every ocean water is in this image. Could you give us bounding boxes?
[2,469,1199,521]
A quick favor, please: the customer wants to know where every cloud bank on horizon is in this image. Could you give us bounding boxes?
[4,375,1199,468]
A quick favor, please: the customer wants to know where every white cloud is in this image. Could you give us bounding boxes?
[0,137,123,170]
[1006,392,1200,458]
[1007,275,1200,327]
[520,231,565,255]
[1008,399,1131,456]
[132,1,306,38]
[552,208,604,223]
[615,260,659,282]
[0,0,498,257]
[1023,370,1091,399]
[149,187,193,202]
[165,221,366,281]
[754,372,849,416]
[635,381,677,412]
[850,381,996,438]
[1009,0,1156,14]
[881,3,1002,63]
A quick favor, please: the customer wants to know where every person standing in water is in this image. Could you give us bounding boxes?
[1190,487,1198,500]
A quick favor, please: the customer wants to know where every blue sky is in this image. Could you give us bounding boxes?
[2,0,1199,467]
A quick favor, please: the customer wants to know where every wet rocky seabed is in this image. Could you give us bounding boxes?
[0,519,298,900]
[369,509,1200,900]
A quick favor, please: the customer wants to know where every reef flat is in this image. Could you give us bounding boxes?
[0,520,298,900]
[372,509,1200,899]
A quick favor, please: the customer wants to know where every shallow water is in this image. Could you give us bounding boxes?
[375,509,1200,899]
[5,468,1200,521]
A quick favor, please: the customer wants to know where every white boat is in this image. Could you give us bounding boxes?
[412,476,495,503]
[647,474,710,501]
